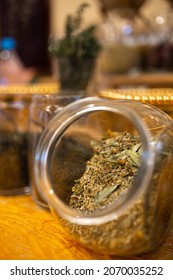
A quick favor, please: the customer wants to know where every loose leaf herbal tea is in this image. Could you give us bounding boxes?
[66,130,172,255]
[67,131,149,254]
[0,130,29,193]
[69,131,142,212]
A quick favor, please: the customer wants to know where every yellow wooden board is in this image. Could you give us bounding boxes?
[0,195,173,260]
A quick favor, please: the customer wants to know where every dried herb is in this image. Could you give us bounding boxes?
[48,3,101,59]
[95,184,119,204]
[69,131,141,212]
[0,130,29,194]
[48,3,101,91]
[0,100,30,195]
[65,129,173,255]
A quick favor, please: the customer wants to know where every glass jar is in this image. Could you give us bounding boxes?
[0,84,58,195]
[97,1,148,75]
[28,94,82,208]
[139,12,173,72]
[0,93,30,195]
[33,97,173,256]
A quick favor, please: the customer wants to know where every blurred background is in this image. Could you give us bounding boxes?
[0,0,173,90]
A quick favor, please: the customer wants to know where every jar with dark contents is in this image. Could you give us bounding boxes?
[33,97,173,256]
[0,94,30,195]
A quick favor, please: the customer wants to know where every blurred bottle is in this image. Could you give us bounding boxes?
[0,37,35,84]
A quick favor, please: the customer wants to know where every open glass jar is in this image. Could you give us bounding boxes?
[34,97,173,256]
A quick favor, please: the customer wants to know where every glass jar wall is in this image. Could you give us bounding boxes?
[28,94,82,208]
[0,94,30,195]
[34,97,173,256]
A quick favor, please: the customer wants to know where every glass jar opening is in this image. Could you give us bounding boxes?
[34,97,154,225]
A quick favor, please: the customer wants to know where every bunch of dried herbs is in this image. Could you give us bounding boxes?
[48,3,101,59]
[48,3,101,91]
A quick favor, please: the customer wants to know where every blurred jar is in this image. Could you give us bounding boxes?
[140,13,173,72]
[28,94,83,208]
[0,93,30,195]
[98,0,173,74]
[97,1,147,74]
[0,84,59,195]
[33,97,173,255]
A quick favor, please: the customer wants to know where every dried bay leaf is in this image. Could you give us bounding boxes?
[95,184,119,204]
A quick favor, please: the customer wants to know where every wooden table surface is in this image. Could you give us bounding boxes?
[0,194,173,260]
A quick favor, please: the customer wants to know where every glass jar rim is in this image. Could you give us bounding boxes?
[31,93,83,103]
[34,97,155,225]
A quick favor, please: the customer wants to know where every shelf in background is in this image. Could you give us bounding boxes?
[95,72,173,91]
